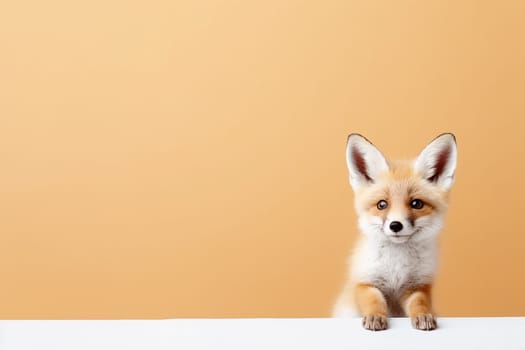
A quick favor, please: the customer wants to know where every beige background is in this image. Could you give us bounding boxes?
[1,1,524,319]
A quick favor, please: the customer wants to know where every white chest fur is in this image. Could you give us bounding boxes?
[342,237,438,316]
[350,237,438,294]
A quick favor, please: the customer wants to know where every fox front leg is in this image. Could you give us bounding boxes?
[402,284,437,331]
[354,283,388,331]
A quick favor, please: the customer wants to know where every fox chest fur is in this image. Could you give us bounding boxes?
[350,237,438,315]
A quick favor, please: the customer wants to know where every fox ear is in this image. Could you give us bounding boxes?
[346,134,389,190]
[415,133,457,190]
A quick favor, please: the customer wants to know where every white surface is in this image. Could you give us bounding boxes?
[0,317,523,350]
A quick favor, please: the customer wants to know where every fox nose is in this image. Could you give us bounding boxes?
[389,221,403,233]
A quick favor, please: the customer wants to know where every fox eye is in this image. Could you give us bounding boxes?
[377,200,388,210]
[410,199,424,209]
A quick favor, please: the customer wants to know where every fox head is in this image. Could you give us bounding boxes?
[346,133,457,244]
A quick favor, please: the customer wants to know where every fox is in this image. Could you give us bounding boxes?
[332,133,457,331]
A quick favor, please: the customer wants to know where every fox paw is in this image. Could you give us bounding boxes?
[411,314,437,331]
[362,314,388,331]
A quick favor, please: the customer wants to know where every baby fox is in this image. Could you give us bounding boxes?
[333,133,457,331]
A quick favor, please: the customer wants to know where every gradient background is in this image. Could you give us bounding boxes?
[1,1,524,319]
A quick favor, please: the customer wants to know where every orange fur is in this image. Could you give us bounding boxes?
[357,160,449,221]
[401,284,434,318]
[354,283,388,316]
